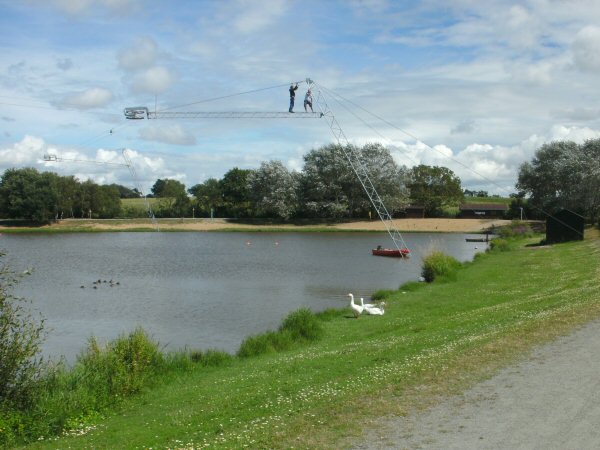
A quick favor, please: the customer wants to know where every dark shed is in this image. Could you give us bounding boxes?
[459,203,508,218]
[546,209,584,243]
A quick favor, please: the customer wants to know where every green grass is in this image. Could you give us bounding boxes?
[442,196,512,217]
[120,197,160,209]
[17,231,600,449]
[466,196,512,205]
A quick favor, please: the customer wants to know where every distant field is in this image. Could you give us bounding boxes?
[443,196,513,217]
[121,197,160,209]
[465,196,513,205]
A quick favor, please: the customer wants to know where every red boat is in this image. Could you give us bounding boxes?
[372,247,411,257]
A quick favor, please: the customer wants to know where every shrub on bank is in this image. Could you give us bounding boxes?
[77,327,164,398]
[498,220,533,238]
[238,308,323,358]
[421,251,462,283]
[490,238,511,252]
[280,308,323,341]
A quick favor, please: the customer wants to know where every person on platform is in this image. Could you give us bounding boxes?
[304,89,313,112]
[289,83,298,112]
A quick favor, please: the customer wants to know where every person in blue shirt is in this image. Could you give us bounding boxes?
[289,83,298,112]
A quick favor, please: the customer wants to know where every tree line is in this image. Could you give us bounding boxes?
[0,143,468,224]
[517,138,600,224]
[5,138,598,224]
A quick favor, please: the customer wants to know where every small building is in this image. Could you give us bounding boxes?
[546,209,584,243]
[459,203,508,218]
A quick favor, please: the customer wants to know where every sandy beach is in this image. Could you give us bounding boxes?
[16,217,513,233]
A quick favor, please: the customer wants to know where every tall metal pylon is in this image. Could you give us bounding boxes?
[123,78,410,251]
[308,79,410,255]
[43,150,160,231]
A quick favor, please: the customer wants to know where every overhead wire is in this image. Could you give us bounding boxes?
[158,80,306,112]
[314,83,422,168]
[16,77,584,237]
[315,82,584,237]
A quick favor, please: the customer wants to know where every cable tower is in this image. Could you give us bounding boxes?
[121,149,159,231]
[307,79,410,255]
[124,78,410,254]
[43,150,159,231]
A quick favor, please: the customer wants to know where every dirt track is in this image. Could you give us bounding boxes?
[354,319,600,449]
[28,218,513,233]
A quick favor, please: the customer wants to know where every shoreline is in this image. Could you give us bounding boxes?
[0,217,514,234]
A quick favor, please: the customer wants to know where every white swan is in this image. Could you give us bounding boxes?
[359,297,376,309]
[348,293,363,318]
[361,298,385,315]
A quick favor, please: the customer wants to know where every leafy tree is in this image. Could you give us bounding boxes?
[108,183,140,199]
[300,144,352,218]
[150,179,188,217]
[356,143,410,216]
[0,253,45,411]
[247,161,299,220]
[55,175,80,219]
[189,178,223,216]
[0,168,59,223]
[407,165,464,216]
[151,179,187,198]
[172,191,191,218]
[577,139,600,224]
[507,194,532,220]
[96,185,122,218]
[299,143,409,218]
[221,168,252,217]
[517,139,600,223]
[73,181,121,219]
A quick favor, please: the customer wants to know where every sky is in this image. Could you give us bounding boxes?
[2,0,600,196]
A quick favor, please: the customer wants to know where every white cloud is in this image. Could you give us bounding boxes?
[232,0,289,34]
[48,0,139,16]
[131,66,175,94]
[118,37,159,71]
[51,0,95,15]
[547,124,600,142]
[0,135,46,166]
[60,87,114,109]
[139,124,196,145]
[572,25,600,72]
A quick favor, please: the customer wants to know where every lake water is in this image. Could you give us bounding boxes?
[0,231,488,362]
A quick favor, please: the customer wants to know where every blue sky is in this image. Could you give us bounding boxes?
[2,0,600,195]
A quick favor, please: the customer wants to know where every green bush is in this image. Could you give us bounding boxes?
[498,220,533,238]
[189,349,234,367]
[372,289,395,300]
[77,328,164,397]
[0,256,46,412]
[279,308,323,341]
[421,251,462,282]
[490,238,511,252]
[238,308,324,358]
[238,331,294,358]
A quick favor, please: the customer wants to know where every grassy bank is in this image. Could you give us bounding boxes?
[16,229,600,449]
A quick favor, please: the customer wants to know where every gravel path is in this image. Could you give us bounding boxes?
[354,319,600,450]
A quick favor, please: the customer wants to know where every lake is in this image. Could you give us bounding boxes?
[0,231,488,362]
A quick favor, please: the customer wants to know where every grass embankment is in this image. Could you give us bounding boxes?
[20,229,600,449]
